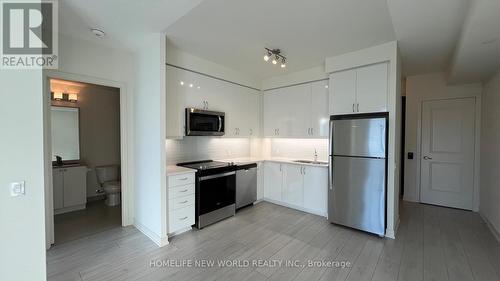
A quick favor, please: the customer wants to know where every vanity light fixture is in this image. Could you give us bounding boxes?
[68,93,78,102]
[263,48,286,69]
[51,91,78,103]
[53,91,63,100]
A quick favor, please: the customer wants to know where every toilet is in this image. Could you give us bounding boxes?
[95,165,121,206]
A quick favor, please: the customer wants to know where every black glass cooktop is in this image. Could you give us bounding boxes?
[177,160,236,171]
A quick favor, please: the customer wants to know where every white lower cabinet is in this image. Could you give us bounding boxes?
[263,162,328,216]
[263,162,283,201]
[167,172,195,235]
[283,165,303,207]
[53,166,87,215]
[303,166,328,216]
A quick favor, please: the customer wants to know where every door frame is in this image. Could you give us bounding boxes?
[416,96,481,211]
[43,70,133,249]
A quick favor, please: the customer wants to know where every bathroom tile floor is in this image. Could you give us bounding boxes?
[54,200,121,245]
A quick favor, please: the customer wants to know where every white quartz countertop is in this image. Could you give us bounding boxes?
[166,165,196,176]
[217,157,328,168]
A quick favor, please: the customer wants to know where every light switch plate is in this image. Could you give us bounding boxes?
[10,181,25,196]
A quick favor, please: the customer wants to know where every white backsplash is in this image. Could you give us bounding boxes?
[166,137,251,165]
[269,138,328,161]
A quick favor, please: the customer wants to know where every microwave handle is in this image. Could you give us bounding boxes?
[218,116,222,132]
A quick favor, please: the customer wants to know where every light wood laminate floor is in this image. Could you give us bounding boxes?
[54,200,121,245]
[46,201,500,281]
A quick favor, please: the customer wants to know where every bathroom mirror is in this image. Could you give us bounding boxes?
[51,106,80,161]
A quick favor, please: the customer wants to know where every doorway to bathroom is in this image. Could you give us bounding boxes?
[47,78,122,245]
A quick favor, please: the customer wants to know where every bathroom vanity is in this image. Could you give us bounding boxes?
[53,165,87,215]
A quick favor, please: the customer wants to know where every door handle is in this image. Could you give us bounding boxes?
[423,156,433,160]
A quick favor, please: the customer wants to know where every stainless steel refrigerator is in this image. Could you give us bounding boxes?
[328,113,388,236]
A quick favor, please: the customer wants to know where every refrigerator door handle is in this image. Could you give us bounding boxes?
[329,120,334,190]
[329,156,333,190]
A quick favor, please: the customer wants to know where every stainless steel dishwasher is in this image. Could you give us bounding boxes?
[236,163,257,209]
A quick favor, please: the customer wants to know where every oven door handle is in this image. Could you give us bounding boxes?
[199,171,236,181]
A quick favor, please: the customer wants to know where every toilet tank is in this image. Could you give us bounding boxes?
[95,165,120,184]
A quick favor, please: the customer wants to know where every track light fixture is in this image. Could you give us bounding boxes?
[264,48,286,68]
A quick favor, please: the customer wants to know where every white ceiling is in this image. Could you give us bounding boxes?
[386,0,469,76]
[59,0,500,83]
[58,0,204,50]
[447,0,500,83]
[165,0,396,79]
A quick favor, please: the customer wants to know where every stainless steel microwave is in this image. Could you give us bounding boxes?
[185,108,225,136]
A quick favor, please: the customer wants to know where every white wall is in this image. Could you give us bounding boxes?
[404,73,482,209]
[480,69,500,237]
[0,71,47,280]
[167,40,261,90]
[261,65,328,90]
[325,41,401,238]
[133,33,168,246]
[54,34,136,225]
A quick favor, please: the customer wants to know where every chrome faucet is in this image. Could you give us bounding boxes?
[314,149,318,162]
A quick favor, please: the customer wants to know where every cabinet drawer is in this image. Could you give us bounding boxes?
[169,195,195,210]
[169,205,195,233]
[168,173,195,187]
[168,184,195,199]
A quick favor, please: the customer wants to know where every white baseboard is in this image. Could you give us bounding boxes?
[479,212,500,243]
[261,198,327,217]
[168,226,193,238]
[385,217,400,239]
[134,221,169,247]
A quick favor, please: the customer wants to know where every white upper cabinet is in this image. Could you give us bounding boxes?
[356,63,388,113]
[329,62,388,115]
[263,88,286,137]
[282,83,310,138]
[310,80,330,137]
[329,69,357,115]
[166,65,260,138]
[263,80,329,138]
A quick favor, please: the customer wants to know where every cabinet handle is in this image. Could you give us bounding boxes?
[250,129,253,135]
[303,167,306,175]
[179,189,188,193]
[357,103,359,112]
[179,200,188,204]
[352,103,355,112]
[179,177,188,181]
[279,164,282,172]
[310,128,313,135]
[179,216,188,220]
[277,129,279,135]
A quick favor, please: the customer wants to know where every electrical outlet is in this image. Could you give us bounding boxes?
[10,181,25,197]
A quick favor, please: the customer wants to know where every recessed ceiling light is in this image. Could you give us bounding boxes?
[91,28,106,38]
[197,86,201,89]
[324,85,329,89]
[180,81,184,85]
[189,84,193,88]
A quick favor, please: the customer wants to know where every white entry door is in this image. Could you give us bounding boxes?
[420,98,475,210]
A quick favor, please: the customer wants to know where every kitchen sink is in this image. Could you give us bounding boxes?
[293,160,328,165]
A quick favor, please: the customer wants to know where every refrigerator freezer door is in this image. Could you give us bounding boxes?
[328,156,386,235]
[332,118,386,158]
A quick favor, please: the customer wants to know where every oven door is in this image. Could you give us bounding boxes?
[186,108,225,136]
[198,171,236,215]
